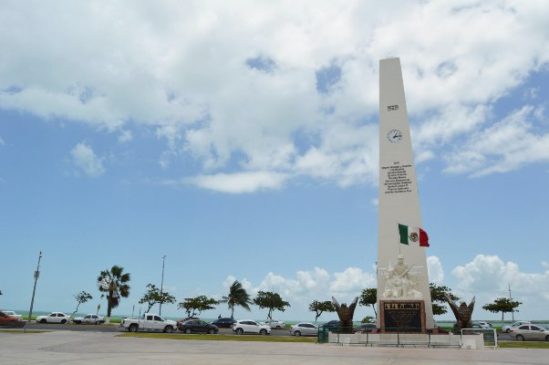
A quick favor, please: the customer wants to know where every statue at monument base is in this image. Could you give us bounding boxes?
[445,294,475,332]
[380,254,423,300]
[331,296,358,334]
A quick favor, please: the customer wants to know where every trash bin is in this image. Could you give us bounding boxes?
[318,326,329,343]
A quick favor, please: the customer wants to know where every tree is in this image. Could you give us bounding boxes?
[253,291,290,320]
[308,300,335,322]
[220,280,252,319]
[482,297,521,321]
[359,288,378,318]
[138,283,176,313]
[73,291,93,316]
[178,295,219,318]
[429,283,458,316]
[97,265,131,318]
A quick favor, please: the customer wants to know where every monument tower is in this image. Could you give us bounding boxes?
[377,58,434,331]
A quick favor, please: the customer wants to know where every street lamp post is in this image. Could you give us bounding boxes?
[159,255,166,316]
[28,251,43,321]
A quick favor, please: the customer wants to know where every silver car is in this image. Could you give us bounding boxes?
[510,323,549,341]
[502,320,530,333]
[290,322,318,336]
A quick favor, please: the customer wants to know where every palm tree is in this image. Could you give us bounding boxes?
[97,265,131,319]
[220,280,252,319]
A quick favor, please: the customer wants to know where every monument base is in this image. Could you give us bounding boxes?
[380,300,426,333]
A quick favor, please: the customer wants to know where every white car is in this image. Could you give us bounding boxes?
[472,321,493,329]
[290,322,318,336]
[232,320,271,335]
[502,320,531,333]
[72,314,105,325]
[2,311,22,319]
[36,312,70,324]
[260,319,285,329]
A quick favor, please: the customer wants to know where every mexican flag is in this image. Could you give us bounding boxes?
[398,224,429,247]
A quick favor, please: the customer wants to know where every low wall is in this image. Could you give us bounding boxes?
[327,332,484,349]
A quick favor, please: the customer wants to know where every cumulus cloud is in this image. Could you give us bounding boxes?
[218,255,549,318]
[452,254,549,316]
[224,266,374,310]
[70,142,105,177]
[1,1,549,191]
[427,256,444,284]
[187,171,289,194]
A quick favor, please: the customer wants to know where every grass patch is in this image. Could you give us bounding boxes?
[118,332,316,343]
[499,341,549,349]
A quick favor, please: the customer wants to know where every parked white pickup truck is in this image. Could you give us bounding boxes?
[120,313,177,333]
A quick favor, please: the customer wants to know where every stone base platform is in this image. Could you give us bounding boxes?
[328,332,484,349]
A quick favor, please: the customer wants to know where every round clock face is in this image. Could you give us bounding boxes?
[387,129,403,143]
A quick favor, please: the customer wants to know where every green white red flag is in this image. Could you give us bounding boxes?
[398,224,429,247]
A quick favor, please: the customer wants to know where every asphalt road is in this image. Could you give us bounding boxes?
[23,322,295,336]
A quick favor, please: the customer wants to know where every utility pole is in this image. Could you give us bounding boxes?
[159,255,166,316]
[28,251,43,321]
[508,283,513,321]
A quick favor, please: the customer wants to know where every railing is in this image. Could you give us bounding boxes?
[461,328,498,349]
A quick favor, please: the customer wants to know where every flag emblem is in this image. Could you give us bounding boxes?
[398,223,429,247]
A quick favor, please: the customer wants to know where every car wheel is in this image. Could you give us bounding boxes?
[505,329,511,333]
[129,324,138,332]
[208,329,214,334]
[61,319,67,324]
[545,335,549,342]
[516,334,525,341]
[185,328,192,334]
[295,331,301,336]
[164,326,174,333]
[236,328,244,335]
[259,329,267,335]
[39,319,47,324]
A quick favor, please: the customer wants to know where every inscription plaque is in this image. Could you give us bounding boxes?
[380,300,425,333]
[381,163,413,194]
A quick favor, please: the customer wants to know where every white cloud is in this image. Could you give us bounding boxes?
[452,254,549,317]
[0,135,4,146]
[70,142,105,177]
[427,256,444,284]
[225,266,373,309]
[444,106,549,176]
[218,255,549,319]
[118,130,133,143]
[187,171,289,194]
[330,267,376,295]
[1,1,549,190]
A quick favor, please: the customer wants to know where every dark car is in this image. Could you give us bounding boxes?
[0,311,26,328]
[354,323,377,333]
[178,319,219,334]
[321,320,341,332]
[211,317,236,328]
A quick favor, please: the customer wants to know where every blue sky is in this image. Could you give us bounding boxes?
[1,1,549,322]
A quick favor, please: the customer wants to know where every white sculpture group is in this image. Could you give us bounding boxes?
[381,254,423,299]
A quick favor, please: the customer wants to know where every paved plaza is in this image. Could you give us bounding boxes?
[0,331,547,365]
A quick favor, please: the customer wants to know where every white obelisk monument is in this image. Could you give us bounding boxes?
[377,58,434,331]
